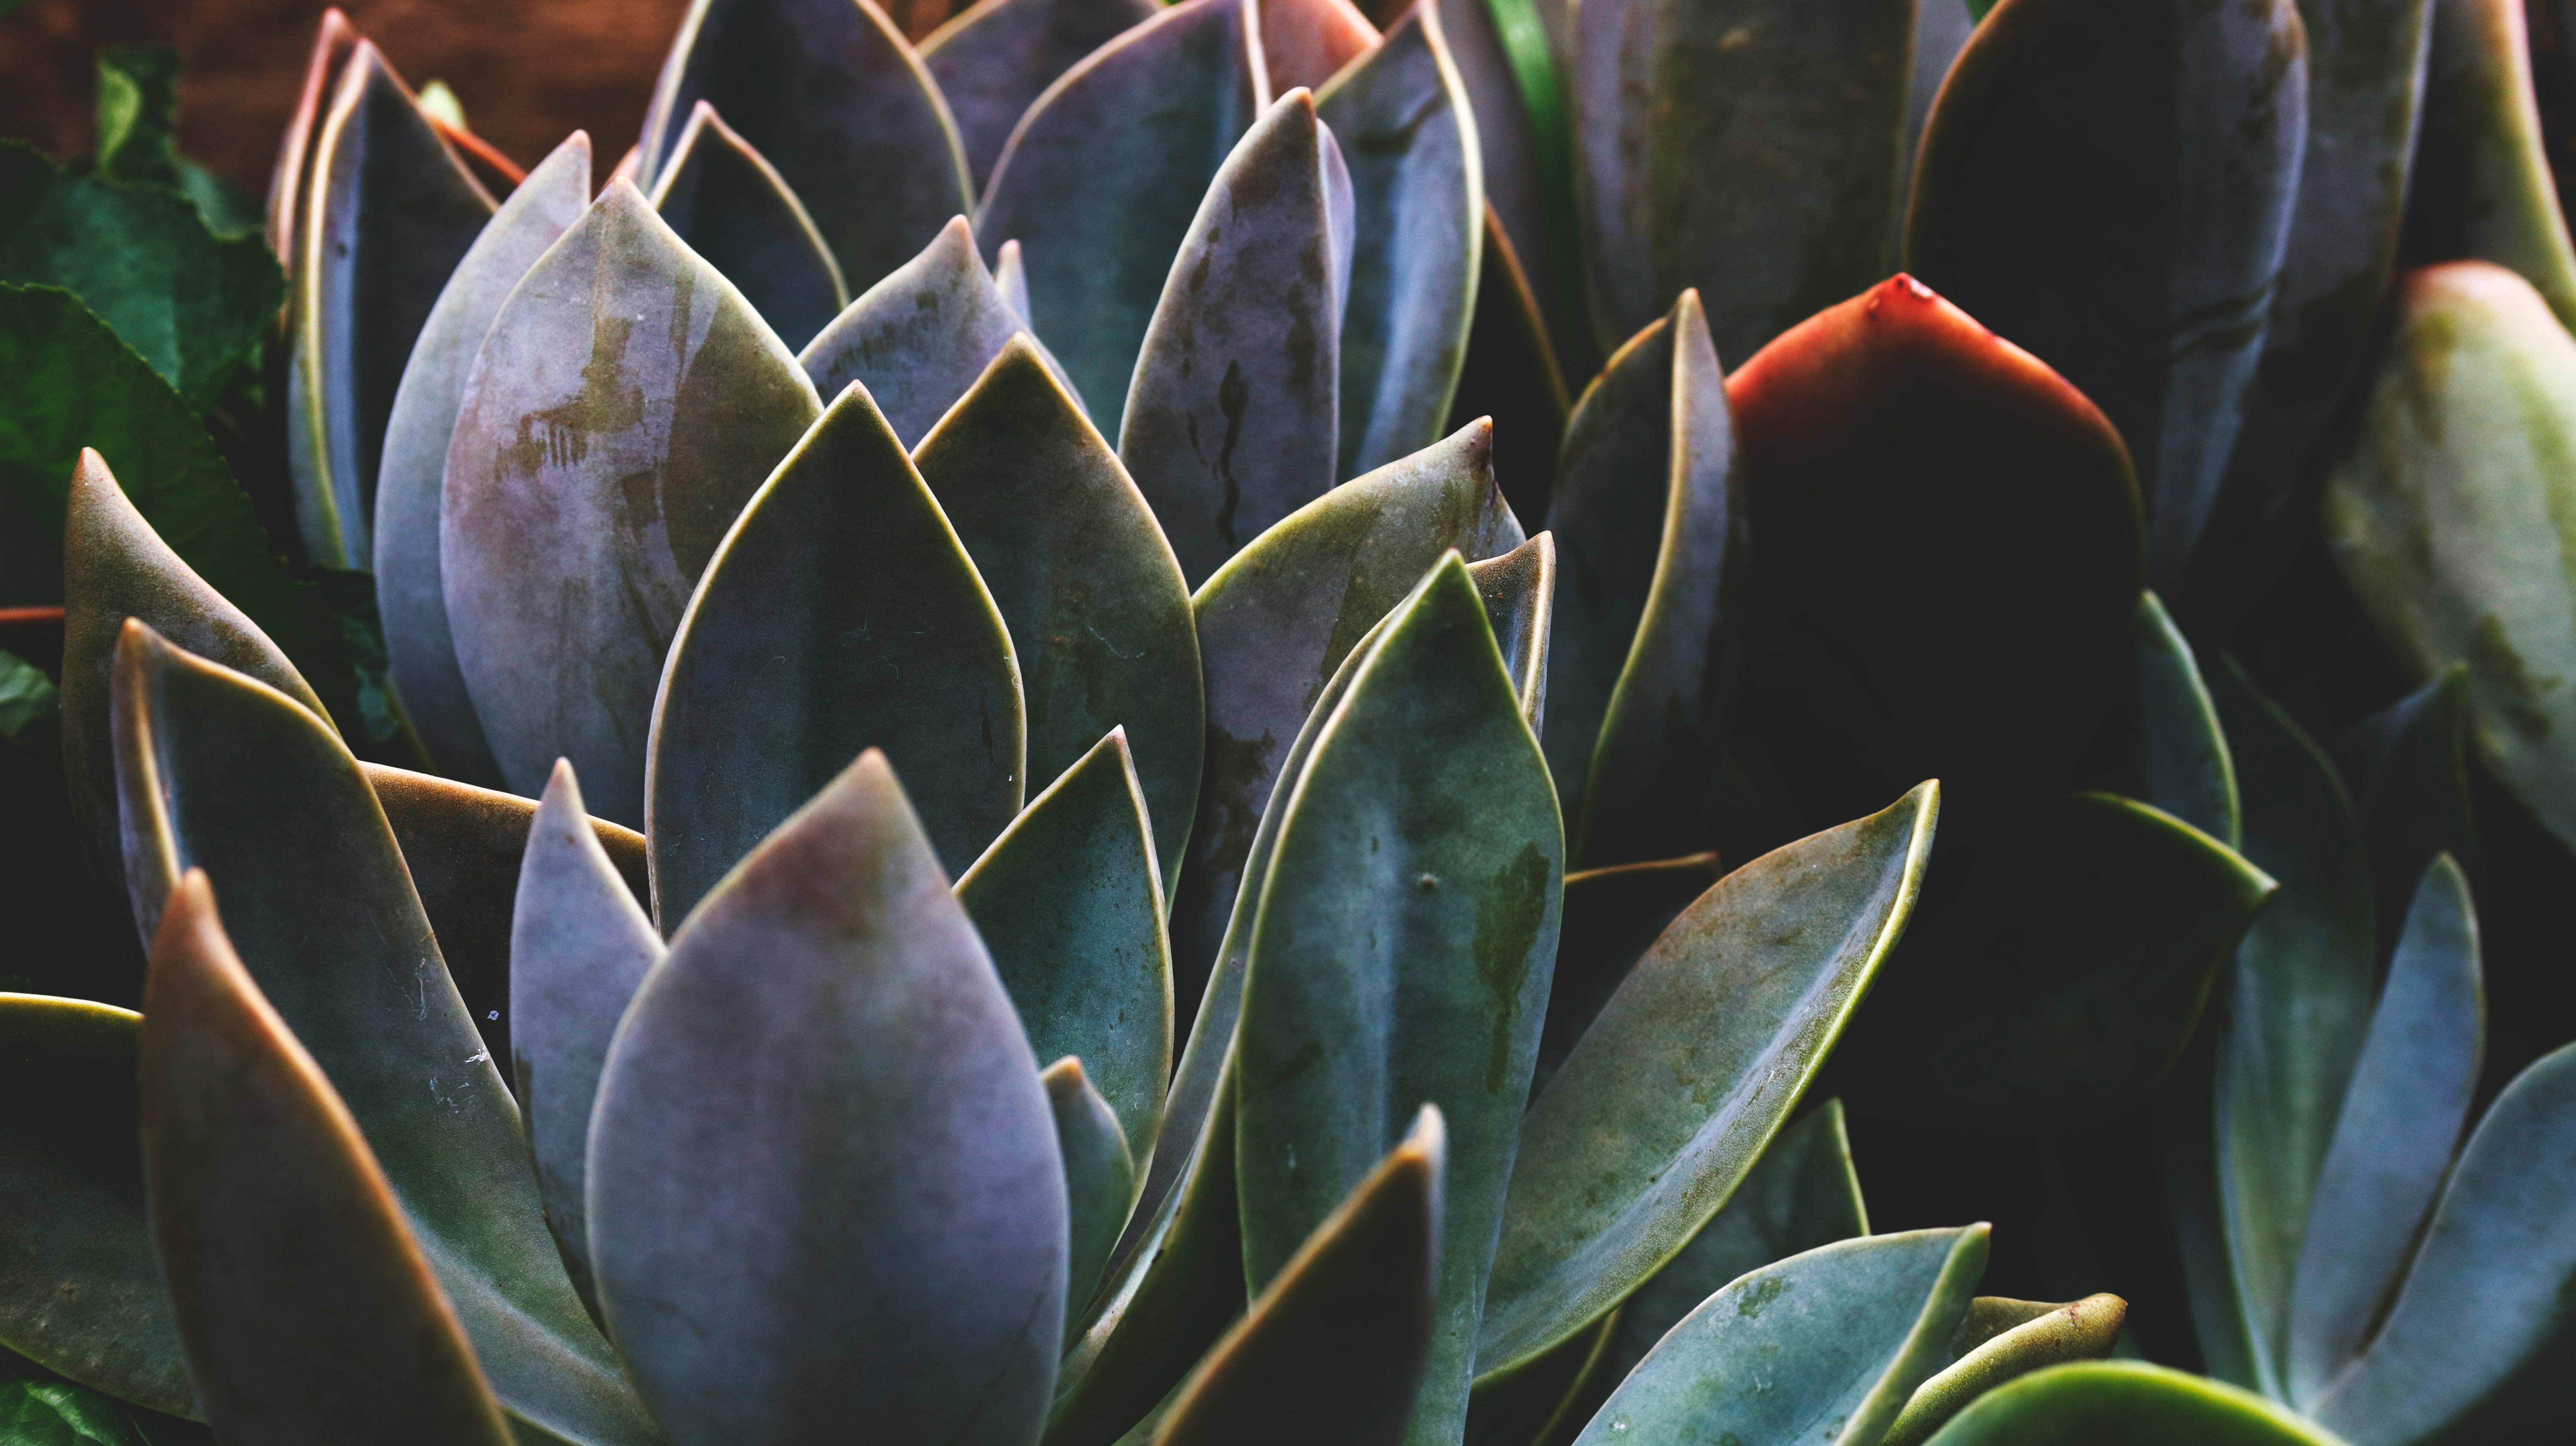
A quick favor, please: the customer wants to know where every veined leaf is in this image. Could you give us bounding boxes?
[922,0,1161,191]
[650,102,848,352]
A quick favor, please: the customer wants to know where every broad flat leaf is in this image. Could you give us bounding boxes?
[2210,656,2378,1396]
[1883,1294,2129,1446]
[2309,1039,2576,1443]
[1234,553,1561,1446]
[650,102,847,351]
[917,336,1198,884]
[959,730,1174,1163]
[1540,289,1738,865]
[1569,1228,1989,1446]
[2324,261,2576,854]
[2409,0,2576,332]
[1529,851,1725,1102]
[140,874,514,1445]
[93,45,261,242]
[110,625,658,1446]
[2340,665,2482,947]
[638,0,974,297]
[444,179,822,827]
[0,997,187,1414]
[1121,89,1353,587]
[288,42,495,568]
[264,10,360,261]
[1479,783,1936,1377]
[590,751,1066,1446]
[1155,1108,1441,1446]
[1261,0,1378,93]
[1467,532,1552,730]
[1046,1058,1141,1336]
[922,0,1162,190]
[1906,0,2306,579]
[978,0,1267,435]
[376,132,591,789]
[2137,590,2239,847]
[507,762,664,1315]
[1921,1361,2348,1446]
[648,382,1020,917]
[0,143,281,410]
[1317,3,1481,480]
[2284,855,2483,1409]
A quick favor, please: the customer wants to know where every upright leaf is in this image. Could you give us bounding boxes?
[263,9,359,263]
[2340,665,2482,946]
[2137,590,2239,847]
[1467,532,1552,730]
[589,751,1066,1446]
[1047,1058,1141,1336]
[1435,0,1583,375]
[650,102,848,351]
[2409,0,2576,331]
[922,0,1163,190]
[1922,1361,2350,1446]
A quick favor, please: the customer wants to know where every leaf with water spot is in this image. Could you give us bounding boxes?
[923,0,1161,191]
[650,102,847,351]
[1921,1361,2345,1446]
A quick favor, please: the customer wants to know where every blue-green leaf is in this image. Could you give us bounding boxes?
[1920,1361,2349,1445]
[1045,1058,1139,1339]
[923,0,1161,191]
[649,101,848,352]
[2136,590,2238,848]
[2340,665,2482,962]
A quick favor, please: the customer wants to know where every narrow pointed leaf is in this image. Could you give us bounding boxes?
[1571,1228,1989,1446]
[591,751,1066,1446]
[1261,0,1378,93]
[978,0,1267,434]
[1466,532,1552,730]
[289,42,495,567]
[1883,1294,2129,1446]
[2137,590,2239,847]
[995,237,1033,319]
[650,103,848,351]
[376,133,590,788]
[1480,783,1936,1376]
[1121,89,1350,586]
[2410,0,2576,332]
[2341,665,2482,946]
[444,179,823,827]
[917,337,1199,884]
[639,0,974,295]
[1047,1058,1141,1337]
[923,0,1162,190]
[1529,851,1725,1102]
[140,873,515,1446]
[263,9,359,262]
[1921,1361,2348,1446]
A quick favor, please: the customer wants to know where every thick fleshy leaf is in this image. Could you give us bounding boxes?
[2309,1038,2576,1443]
[509,762,664,1316]
[1883,1294,2129,1446]
[443,179,823,828]
[1920,1361,2348,1446]
[1529,851,1725,1102]
[2137,590,2239,847]
[2409,0,2576,332]
[1120,88,1352,587]
[288,42,495,568]
[1234,553,1561,1446]
[1261,0,1378,93]
[923,0,1162,191]
[2340,665,2482,946]
[1317,2,1483,479]
[2323,260,2576,854]
[1570,1228,1989,1446]
[0,997,187,1414]
[1479,783,1936,1376]
[916,336,1197,883]
[959,730,1173,1162]
[1567,0,1653,353]
[638,0,974,296]
[1902,0,1975,194]
[375,134,590,788]
[2284,855,2483,1409]
[650,102,848,352]
[110,624,658,1446]
[1466,531,1552,730]
[590,751,1066,1446]
[1047,1058,1141,1336]
[263,8,359,263]
[995,237,1033,318]
[1540,289,1738,865]
[1154,1108,1442,1446]
[139,873,515,1445]
[977,0,1267,435]
[1906,0,2306,579]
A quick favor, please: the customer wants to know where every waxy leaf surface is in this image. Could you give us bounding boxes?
[804,217,1065,447]
[1529,851,1725,1102]
[1468,532,1552,730]
[1921,1361,2348,1446]
[1047,1059,1139,1336]
[923,0,1162,190]
[2137,590,2239,847]
[1883,1294,2130,1446]
[650,103,848,351]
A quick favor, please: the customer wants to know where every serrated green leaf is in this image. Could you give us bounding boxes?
[1883,1293,2128,1446]
[1920,1361,2347,1445]
[923,0,1161,191]
[650,102,847,350]
[1046,1059,1141,1339]
[94,46,183,186]
[2136,590,2238,848]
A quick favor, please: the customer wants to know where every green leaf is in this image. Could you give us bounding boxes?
[139,873,516,1445]
[0,1374,153,1446]
[1883,1294,2129,1446]
[111,625,658,1445]
[1919,1361,2349,1445]
[1460,1310,1616,1446]
[648,380,1021,917]
[589,750,1066,1446]
[1121,89,1351,588]
[2309,1036,2576,1444]
[922,0,1161,191]
[1964,0,1995,21]
[2136,589,2239,848]
[0,651,58,743]
[1541,289,1738,865]
[1046,1058,1141,1338]
[0,143,282,411]
[2323,260,2576,856]
[1318,2,1485,479]
[286,41,494,568]
[376,133,591,789]
[2409,0,2576,334]
[959,729,1174,1163]
[443,179,821,828]
[978,0,1268,436]
[916,335,1198,887]
[1479,782,1935,1377]
[2210,656,2378,1395]
[1154,1108,1443,1446]
[2284,855,2484,1410]
[1467,532,1553,731]
[1529,851,1726,1102]
[638,0,973,298]
[94,45,182,185]
[1905,0,2306,579]
[0,996,188,1415]
[1569,1227,1990,1446]
[649,101,848,351]
[2341,665,2482,952]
